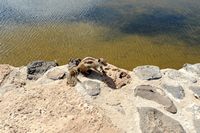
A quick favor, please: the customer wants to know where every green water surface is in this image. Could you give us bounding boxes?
[0,0,200,70]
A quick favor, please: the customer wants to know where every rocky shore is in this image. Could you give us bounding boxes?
[0,60,200,133]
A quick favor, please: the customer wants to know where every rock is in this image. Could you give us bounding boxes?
[27,60,58,80]
[195,120,200,133]
[186,105,200,133]
[183,63,200,77]
[46,68,66,80]
[133,65,162,80]
[189,86,200,99]
[0,65,13,86]
[83,80,101,96]
[138,107,185,133]
[103,64,131,89]
[166,69,197,83]
[135,85,177,114]
[162,82,185,99]
[0,67,27,91]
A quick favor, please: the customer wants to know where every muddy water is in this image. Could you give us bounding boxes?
[0,0,200,70]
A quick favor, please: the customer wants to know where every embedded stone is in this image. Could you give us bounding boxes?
[135,85,177,114]
[83,80,101,96]
[46,68,66,80]
[167,69,197,83]
[183,63,200,77]
[138,107,185,133]
[133,65,162,80]
[189,86,200,99]
[186,105,200,133]
[162,82,185,99]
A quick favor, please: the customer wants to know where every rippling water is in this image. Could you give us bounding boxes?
[0,0,200,70]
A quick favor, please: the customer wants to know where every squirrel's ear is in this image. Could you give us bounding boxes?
[100,58,107,65]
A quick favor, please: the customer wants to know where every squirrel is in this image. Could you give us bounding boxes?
[77,57,107,75]
[67,57,107,86]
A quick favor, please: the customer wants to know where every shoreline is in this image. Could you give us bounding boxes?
[0,61,200,132]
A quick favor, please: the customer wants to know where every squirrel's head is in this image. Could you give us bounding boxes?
[98,58,107,66]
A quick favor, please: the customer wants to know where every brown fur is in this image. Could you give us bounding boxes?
[67,57,107,86]
[77,57,107,75]
[67,67,79,87]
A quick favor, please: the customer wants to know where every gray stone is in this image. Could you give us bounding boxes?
[133,65,162,80]
[189,86,200,99]
[27,60,58,80]
[135,85,177,114]
[167,69,197,83]
[186,105,200,133]
[162,83,185,99]
[194,120,200,133]
[138,107,185,133]
[83,80,100,96]
[46,68,66,80]
[183,63,200,77]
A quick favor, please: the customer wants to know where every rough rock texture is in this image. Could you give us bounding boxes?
[83,80,101,96]
[162,82,185,99]
[103,64,131,89]
[133,65,162,80]
[27,60,58,80]
[0,65,13,86]
[138,107,185,133]
[0,82,121,133]
[0,66,27,96]
[189,86,200,99]
[46,68,66,80]
[135,85,177,114]
[183,63,200,77]
[186,105,200,133]
[1,62,200,133]
[166,69,197,83]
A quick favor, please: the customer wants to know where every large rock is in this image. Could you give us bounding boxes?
[133,65,162,80]
[27,61,58,80]
[166,69,197,83]
[183,63,200,77]
[83,80,101,96]
[0,67,27,95]
[162,82,185,99]
[46,68,66,80]
[189,86,200,99]
[138,107,185,133]
[135,85,177,114]
[103,64,131,89]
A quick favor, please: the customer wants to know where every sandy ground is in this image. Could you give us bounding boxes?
[0,80,121,133]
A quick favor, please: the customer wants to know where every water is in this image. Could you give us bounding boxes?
[0,0,200,70]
